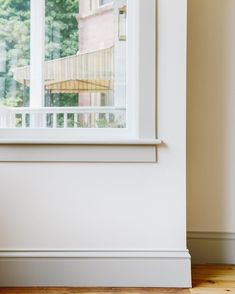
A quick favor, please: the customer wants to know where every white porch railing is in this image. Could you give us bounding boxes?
[0,107,126,129]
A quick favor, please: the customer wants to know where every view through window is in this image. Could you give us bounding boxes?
[0,0,127,129]
[100,0,113,6]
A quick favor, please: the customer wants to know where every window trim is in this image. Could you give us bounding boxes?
[0,0,159,162]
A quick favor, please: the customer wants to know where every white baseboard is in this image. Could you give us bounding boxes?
[0,250,191,287]
[188,231,235,264]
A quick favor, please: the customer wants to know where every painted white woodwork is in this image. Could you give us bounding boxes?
[0,0,190,287]
[30,0,45,108]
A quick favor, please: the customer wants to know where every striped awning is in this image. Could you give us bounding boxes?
[13,47,114,93]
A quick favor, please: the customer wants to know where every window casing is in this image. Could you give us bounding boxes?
[0,0,159,162]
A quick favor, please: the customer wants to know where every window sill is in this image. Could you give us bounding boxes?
[0,139,162,163]
[0,138,162,145]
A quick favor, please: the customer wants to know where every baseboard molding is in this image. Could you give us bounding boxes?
[188,231,235,264]
[0,250,191,287]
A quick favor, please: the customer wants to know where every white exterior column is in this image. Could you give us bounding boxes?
[30,0,45,108]
[114,0,127,108]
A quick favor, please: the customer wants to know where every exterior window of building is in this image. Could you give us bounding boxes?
[99,0,113,7]
[0,0,126,130]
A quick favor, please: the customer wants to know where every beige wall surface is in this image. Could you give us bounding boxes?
[187,0,235,232]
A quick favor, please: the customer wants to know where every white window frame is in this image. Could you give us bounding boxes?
[0,0,160,162]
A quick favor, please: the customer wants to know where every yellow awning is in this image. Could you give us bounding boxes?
[13,47,114,93]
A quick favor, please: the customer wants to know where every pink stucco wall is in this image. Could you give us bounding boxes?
[77,1,114,109]
[78,1,114,53]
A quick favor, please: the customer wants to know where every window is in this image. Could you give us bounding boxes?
[0,0,126,132]
[0,0,159,162]
[99,0,113,7]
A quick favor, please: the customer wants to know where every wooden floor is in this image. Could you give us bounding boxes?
[0,265,235,293]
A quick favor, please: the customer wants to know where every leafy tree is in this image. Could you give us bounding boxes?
[46,0,79,60]
[0,0,30,106]
[0,0,79,107]
[45,0,79,107]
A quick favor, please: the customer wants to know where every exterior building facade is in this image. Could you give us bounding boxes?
[78,0,127,128]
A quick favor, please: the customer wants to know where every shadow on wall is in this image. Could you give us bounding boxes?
[187,0,235,263]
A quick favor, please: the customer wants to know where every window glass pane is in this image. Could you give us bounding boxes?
[44,0,126,129]
[100,0,113,6]
[0,0,127,130]
[0,0,30,127]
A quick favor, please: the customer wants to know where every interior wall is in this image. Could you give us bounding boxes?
[0,0,187,252]
[187,0,235,232]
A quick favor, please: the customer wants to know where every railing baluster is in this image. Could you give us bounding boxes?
[22,113,26,128]
[95,113,99,128]
[12,114,16,128]
[0,114,4,128]
[64,113,68,128]
[53,113,57,128]
[42,112,47,128]
[30,113,36,128]
[0,106,126,129]
[0,115,3,128]
[84,113,89,128]
[74,113,78,128]
[105,113,109,123]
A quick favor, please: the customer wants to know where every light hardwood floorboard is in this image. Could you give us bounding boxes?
[1,265,235,293]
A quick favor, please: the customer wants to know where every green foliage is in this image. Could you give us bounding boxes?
[0,0,30,106]
[45,0,79,107]
[0,96,22,107]
[96,117,125,128]
[45,0,79,60]
[0,0,79,107]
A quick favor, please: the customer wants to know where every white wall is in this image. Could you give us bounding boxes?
[187,0,235,233]
[0,160,187,250]
[0,0,189,285]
